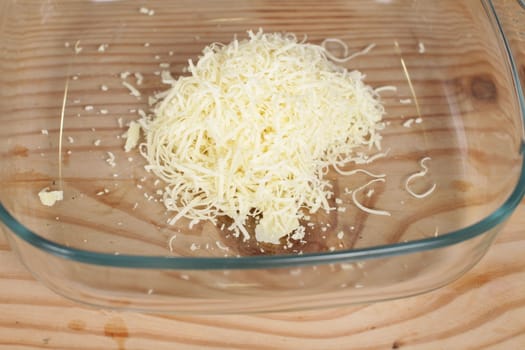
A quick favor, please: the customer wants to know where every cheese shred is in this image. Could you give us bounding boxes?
[351,178,391,216]
[405,157,436,199]
[135,30,386,244]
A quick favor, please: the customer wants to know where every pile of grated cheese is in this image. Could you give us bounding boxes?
[132,30,386,244]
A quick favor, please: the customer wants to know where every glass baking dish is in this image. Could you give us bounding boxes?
[0,0,523,313]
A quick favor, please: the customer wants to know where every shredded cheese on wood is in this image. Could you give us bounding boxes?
[38,187,63,207]
[351,178,391,216]
[405,157,436,199]
[134,30,386,244]
[124,121,141,152]
[122,81,141,98]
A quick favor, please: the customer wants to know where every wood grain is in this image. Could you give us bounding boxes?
[0,199,523,350]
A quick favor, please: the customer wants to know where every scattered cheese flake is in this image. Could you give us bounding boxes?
[333,166,386,178]
[375,85,398,93]
[159,62,170,69]
[84,105,94,111]
[74,40,82,54]
[38,187,63,207]
[117,117,124,128]
[101,85,109,91]
[405,157,436,199]
[403,118,415,128]
[190,243,199,251]
[122,81,141,98]
[120,71,131,80]
[291,226,306,241]
[415,117,423,124]
[337,231,344,239]
[161,70,175,85]
[97,44,109,52]
[144,42,150,47]
[400,98,412,104]
[41,129,49,135]
[100,109,109,115]
[124,121,141,152]
[148,96,158,107]
[137,109,147,118]
[134,72,144,85]
[215,241,229,251]
[352,178,391,216]
[418,41,425,54]
[72,75,79,81]
[321,38,376,63]
[64,42,70,48]
[93,139,101,146]
[67,136,74,144]
[106,151,116,167]
[168,235,177,252]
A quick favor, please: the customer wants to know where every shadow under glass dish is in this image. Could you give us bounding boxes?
[0,0,523,313]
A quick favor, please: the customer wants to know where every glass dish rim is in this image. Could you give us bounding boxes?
[0,0,524,270]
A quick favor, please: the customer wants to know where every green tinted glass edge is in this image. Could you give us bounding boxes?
[0,0,524,270]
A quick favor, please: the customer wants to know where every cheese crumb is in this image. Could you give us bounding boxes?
[124,121,141,152]
[74,40,82,54]
[122,81,141,98]
[38,187,63,207]
[139,7,154,16]
[41,129,49,135]
[120,71,131,79]
[134,72,144,85]
[403,118,415,128]
[418,42,425,54]
[98,44,109,53]
[106,152,116,167]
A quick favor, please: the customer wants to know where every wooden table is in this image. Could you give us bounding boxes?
[0,200,523,350]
